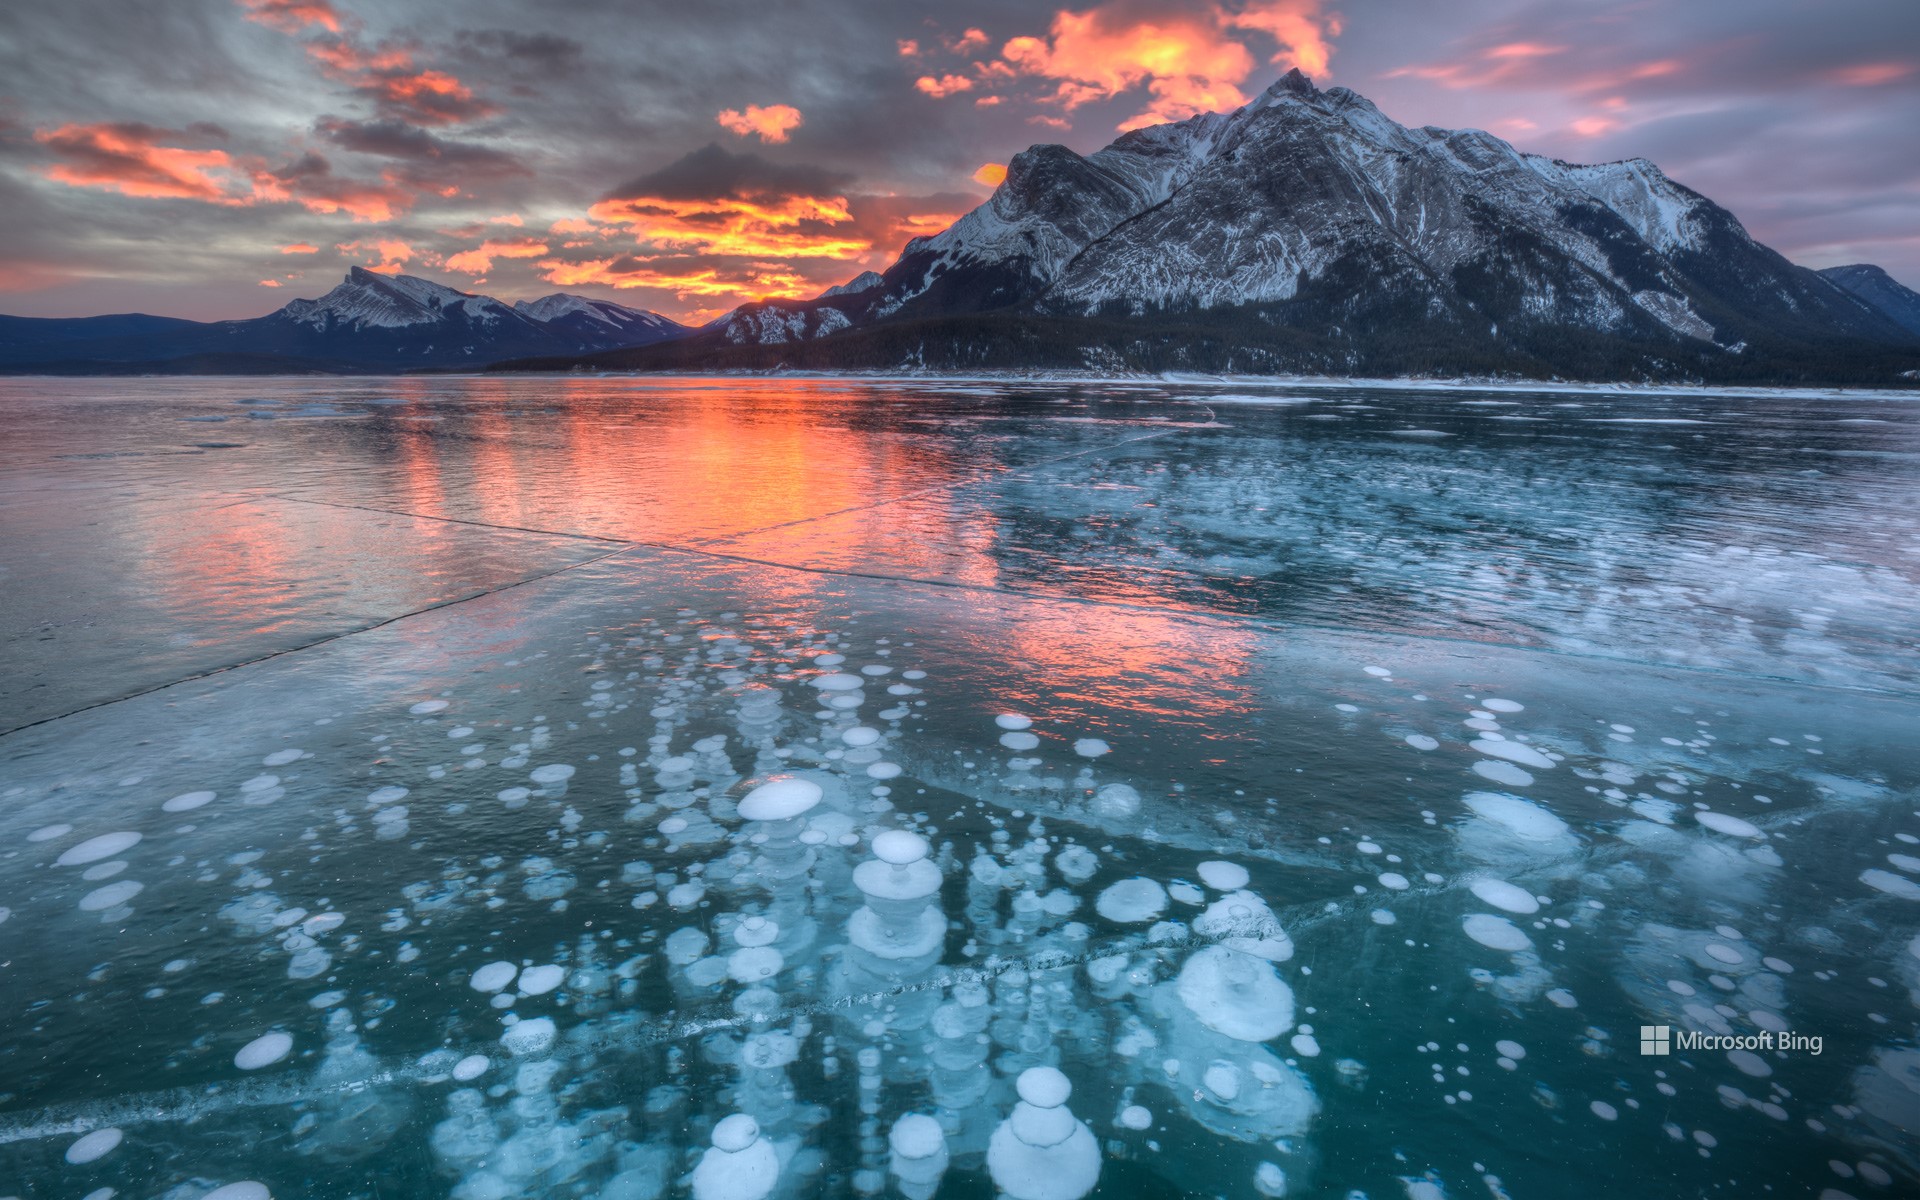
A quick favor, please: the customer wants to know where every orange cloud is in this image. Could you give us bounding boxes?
[949,28,990,54]
[997,7,1266,130]
[259,278,283,287]
[1570,115,1618,137]
[336,238,416,273]
[589,193,868,260]
[1227,0,1342,76]
[716,104,805,144]
[972,162,1008,186]
[237,0,341,33]
[1486,42,1566,60]
[488,212,523,226]
[897,38,921,57]
[445,237,551,275]
[280,242,319,253]
[1828,62,1914,86]
[35,123,252,203]
[549,217,596,234]
[915,74,976,98]
[975,95,1003,107]
[537,256,813,301]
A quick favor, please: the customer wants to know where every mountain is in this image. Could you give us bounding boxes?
[0,269,690,373]
[1818,264,1920,338]
[509,70,1918,384]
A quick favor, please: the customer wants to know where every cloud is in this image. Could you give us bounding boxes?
[237,0,342,34]
[716,104,805,144]
[34,122,253,203]
[1228,1,1343,76]
[279,242,319,253]
[586,145,867,261]
[537,254,814,301]
[972,162,1007,186]
[995,6,1259,130]
[488,212,522,225]
[255,151,413,221]
[312,117,529,183]
[445,236,550,275]
[258,277,283,286]
[303,36,496,125]
[336,237,415,273]
[897,39,921,57]
[915,74,976,98]
[948,28,990,54]
[1828,62,1915,86]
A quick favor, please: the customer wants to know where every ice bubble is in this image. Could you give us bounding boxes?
[1693,811,1763,838]
[693,1113,779,1200]
[1255,1163,1288,1198]
[500,1016,557,1057]
[738,777,823,821]
[1470,739,1554,769]
[1000,731,1041,750]
[57,832,141,866]
[729,946,784,982]
[1461,914,1532,952]
[1495,1039,1526,1060]
[1291,1033,1322,1057]
[659,757,695,774]
[202,1185,271,1200]
[64,1128,123,1164]
[518,964,565,995]
[890,1112,947,1159]
[1204,1062,1242,1099]
[1177,946,1295,1041]
[452,1054,489,1081]
[811,673,864,691]
[1545,988,1578,1008]
[409,700,449,714]
[867,762,902,779]
[28,823,73,842]
[1462,793,1571,842]
[1405,734,1439,751]
[469,962,518,992]
[1118,1105,1153,1130]
[1197,861,1250,891]
[1482,698,1524,713]
[1861,869,1920,900]
[1168,881,1205,905]
[1590,1100,1617,1121]
[1054,845,1099,883]
[1091,782,1140,820]
[1728,1049,1772,1077]
[163,791,215,812]
[996,714,1034,730]
[1073,739,1110,758]
[1468,878,1539,915]
[79,880,143,911]
[1378,873,1410,890]
[1364,666,1392,677]
[234,1032,293,1070]
[1472,760,1535,787]
[1096,878,1168,923]
[529,764,575,785]
[367,785,408,805]
[842,727,881,747]
[262,748,303,766]
[302,912,344,935]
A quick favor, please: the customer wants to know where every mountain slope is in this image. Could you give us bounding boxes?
[0,270,691,372]
[668,70,1914,382]
[1818,264,1920,337]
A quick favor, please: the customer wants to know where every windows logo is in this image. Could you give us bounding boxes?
[1640,1025,1671,1055]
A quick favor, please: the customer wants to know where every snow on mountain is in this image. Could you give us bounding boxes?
[818,272,883,299]
[279,268,521,332]
[512,293,689,343]
[1818,264,1920,337]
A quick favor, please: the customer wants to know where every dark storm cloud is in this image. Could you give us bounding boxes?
[314,117,530,178]
[605,143,855,205]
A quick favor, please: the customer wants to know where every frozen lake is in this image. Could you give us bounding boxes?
[1,375,1917,1199]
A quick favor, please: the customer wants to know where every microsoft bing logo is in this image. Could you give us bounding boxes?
[1640,1025,1671,1055]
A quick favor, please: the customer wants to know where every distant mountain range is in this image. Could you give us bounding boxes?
[0,268,690,373]
[504,70,1920,385]
[6,71,1919,383]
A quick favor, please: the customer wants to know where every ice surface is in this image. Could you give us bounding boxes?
[2,376,1917,1200]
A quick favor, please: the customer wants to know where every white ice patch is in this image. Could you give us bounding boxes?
[1693,811,1763,839]
[57,832,141,866]
[163,791,215,812]
[235,1031,293,1070]
[452,1054,489,1081]
[409,700,449,714]
[1096,878,1168,923]
[518,964,565,995]
[64,1128,123,1164]
[1468,878,1540,915]
[1861,869,1920,900]
[1404,734,1439,751]
[1472,760,1535,787]
[1470,740,1554,769]
[1197,861,1250,891]
[1462,913,1532,952]
[470,962,518,992]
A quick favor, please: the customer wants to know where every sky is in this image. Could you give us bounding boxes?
[0,0,1914,323]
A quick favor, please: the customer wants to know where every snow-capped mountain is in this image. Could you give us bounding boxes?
[696,69,1914,379]
[513,293,691,344]
[0,269,691,372]
[1818,264,1920,338]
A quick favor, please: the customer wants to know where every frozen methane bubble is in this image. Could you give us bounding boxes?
[738,777,824,821]
[235,1032,293,1070]
[988,1067,1102,1200]
[163,790,215,812]
[56,832,142,866]
[64,1128,123,1164]
[995,714,1034,730]
[518,964,565,995]
[78,880,143,911]
[1693,811,1763,838]
[202,1185,272,1200]
[530,764,575,786]
[1197,861,1251,891]
[1482,698,1524,713]
[469,962,518,993]
[1461,914,1533,952]
[452,1055,489,1081]
[888,1113,951,1200]
[1096,878,1168,924]
[1118,1105,1152,1130]
[500,1016,557,1057]
[1861,869,1920,900]
[1462,793,1572,843]
[1470,740,1555,769]
[811,673,864,692]
[1468,878,1540,915]
[692,1113,779,1200]
[849,830,944,959]
[1472,760,1535,787]
[1090,783,1140,821]
[1073,739,1111,758]
[1177,947,1295,1041]
[409,700,449,714]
